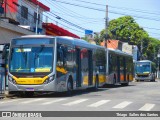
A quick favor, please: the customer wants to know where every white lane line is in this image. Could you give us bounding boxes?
[42,98,67,105]
[20,98,46,104]
[0,99,22,104]
[139,103,155,111]
[63,99,88,106]
[113,101,132,109]
[88,100,110,107]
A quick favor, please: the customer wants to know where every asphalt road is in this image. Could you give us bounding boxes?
[0,79,160,120]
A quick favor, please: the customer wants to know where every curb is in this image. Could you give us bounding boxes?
[0,94,5,99]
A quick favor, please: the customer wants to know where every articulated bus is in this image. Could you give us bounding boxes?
[106,49,133,85]
[8,35,107,96]
[8,35,133,96]
[135,60,156,82]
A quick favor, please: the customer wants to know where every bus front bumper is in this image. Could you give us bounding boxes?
[135,76,152,81]
[8,80,57,92]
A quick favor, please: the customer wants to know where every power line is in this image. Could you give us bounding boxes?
[48,0,100,20]
[67,0,160,16]
[6,2,84,35]
[148,32,160,36]
[54,0,160,21]
[143,26,160,31]
[108,5,160,16]
[52,0,105,11]
[46,0,90,25]
[19,0,85,33]
[43,13,84,34]
[45,12,86,30]
[69,0,104,6]
[47,0,105,28]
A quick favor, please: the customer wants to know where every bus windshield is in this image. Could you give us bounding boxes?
[9,46,53,73]
[136,62,150,74]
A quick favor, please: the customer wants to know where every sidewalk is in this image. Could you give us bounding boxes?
[0,92,5,99]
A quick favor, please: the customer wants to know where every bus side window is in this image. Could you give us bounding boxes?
[57,44,67,67]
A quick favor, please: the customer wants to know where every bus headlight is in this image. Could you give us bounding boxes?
[8,76,16,84]
[44,75,55,84]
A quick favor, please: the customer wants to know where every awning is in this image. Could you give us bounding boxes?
[43,23,80,39]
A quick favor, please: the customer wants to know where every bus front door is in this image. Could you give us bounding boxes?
[117,56,120,83]
[88,50,93,86]
[76,48,81,87]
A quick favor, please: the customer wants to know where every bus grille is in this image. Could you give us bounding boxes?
[137,74,149,77]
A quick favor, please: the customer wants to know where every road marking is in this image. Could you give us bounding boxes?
[63,99,88,106]
[88,100,110,107]
[113,101,132,109]
[139,103,155,111]
[42,98,67,105]
[0,99,22,104]
[20,98,46,104]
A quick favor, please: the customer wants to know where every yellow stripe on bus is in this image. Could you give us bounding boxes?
[82,75,106,85]
[12,76,48,85]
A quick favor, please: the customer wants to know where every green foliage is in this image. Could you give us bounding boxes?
[107,16,149,44]
[98,15,160,62]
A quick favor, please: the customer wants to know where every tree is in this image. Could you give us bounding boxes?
[106,16,149,44]
[99,16,160,61]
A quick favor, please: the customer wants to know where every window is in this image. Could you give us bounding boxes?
[21,6,28,19]
[34,12,40,24]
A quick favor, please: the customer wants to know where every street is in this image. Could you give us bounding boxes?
[0,80,160,112]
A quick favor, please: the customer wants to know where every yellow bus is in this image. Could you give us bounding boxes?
[135,60,156,82]
[106,48,134,86]
[8,35,106,96]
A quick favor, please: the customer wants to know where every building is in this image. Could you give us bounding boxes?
[101,40,122,50]
[1,0,50,33]
[101,39,139,61]
[0,0,80,44]
[0,0,50,44]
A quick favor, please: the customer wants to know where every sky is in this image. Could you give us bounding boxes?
[38,0,160,40]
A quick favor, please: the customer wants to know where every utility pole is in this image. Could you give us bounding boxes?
[140,39,143,60]
[158,49,160,78]
[105,4,109,75]
[35,3,39,34]
[105,5,108,48]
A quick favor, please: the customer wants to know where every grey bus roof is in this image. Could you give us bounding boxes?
[16,35,105,50]
[14,35,134,56]
[107,48,133,57]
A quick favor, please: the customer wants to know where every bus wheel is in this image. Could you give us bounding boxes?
[66,79,73,96]
[24,92,34,97]
[151,79,155,82]
[113,76,116,85]
[121,80,129,86]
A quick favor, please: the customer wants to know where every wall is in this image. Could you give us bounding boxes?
[0,20,34,44]
[17,0,43,31]
[5,0,44,31]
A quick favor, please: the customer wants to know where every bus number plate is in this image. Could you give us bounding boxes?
[26,88,34,91]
